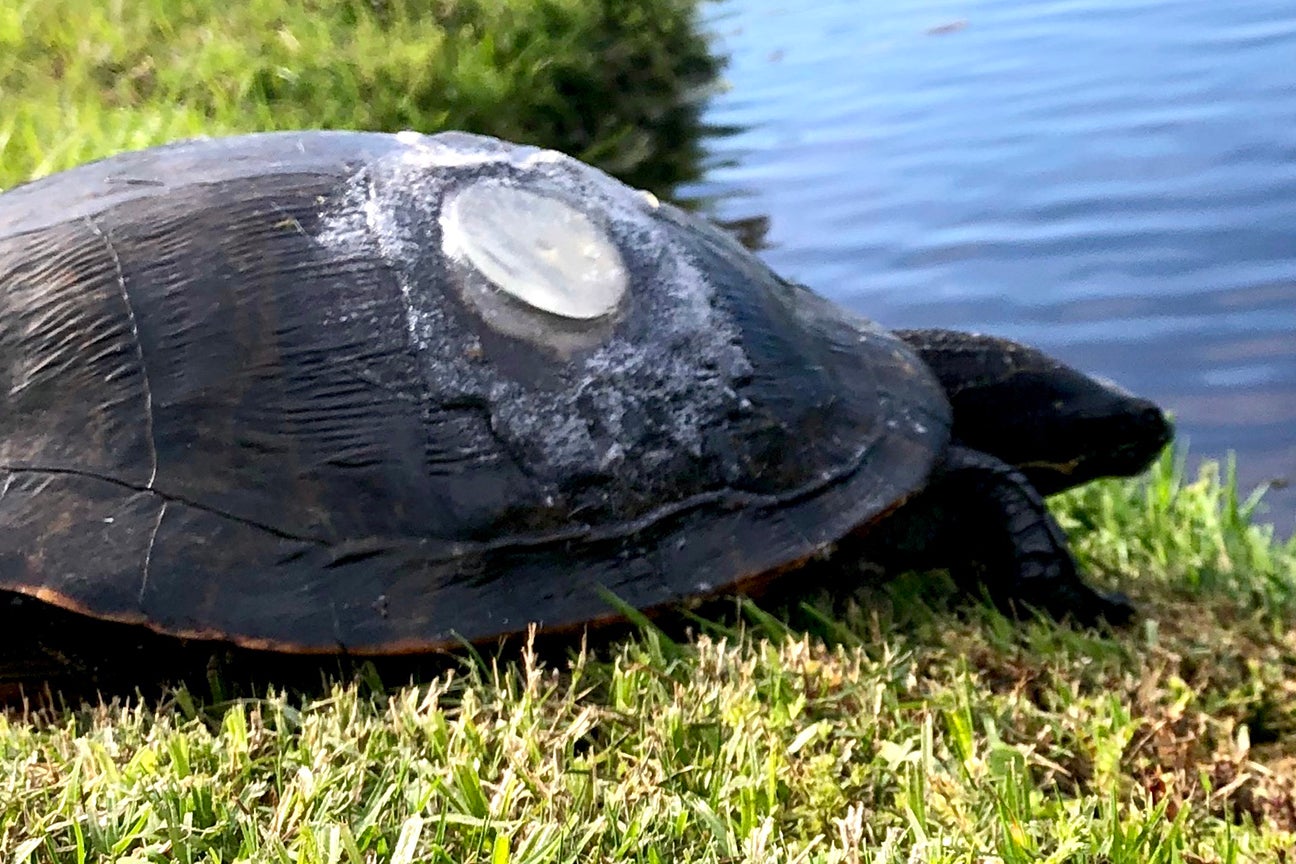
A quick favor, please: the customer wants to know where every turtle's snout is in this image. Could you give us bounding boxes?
[1109,399,1174,474]
[1140,401,1173,448]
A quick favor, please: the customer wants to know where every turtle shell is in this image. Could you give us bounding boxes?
[0,131,950,653]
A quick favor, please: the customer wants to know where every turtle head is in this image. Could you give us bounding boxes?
[896,329,1174,496]
[998,369,1173,495]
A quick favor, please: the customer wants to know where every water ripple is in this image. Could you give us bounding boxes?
[684,0,1296,531]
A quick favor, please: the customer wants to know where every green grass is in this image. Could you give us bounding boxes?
[0,0,719,193]
[4,3,1295,859]
[3,452,1295,862]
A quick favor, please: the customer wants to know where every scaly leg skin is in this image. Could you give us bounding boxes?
[868,446,1135,626]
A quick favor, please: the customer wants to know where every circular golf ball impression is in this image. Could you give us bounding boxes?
[442,181,628,320]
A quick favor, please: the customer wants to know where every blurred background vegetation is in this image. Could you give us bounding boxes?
[0,0,722,194]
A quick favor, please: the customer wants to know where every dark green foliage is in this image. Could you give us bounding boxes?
[0,0,721,192]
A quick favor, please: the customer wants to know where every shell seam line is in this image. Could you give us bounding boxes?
[2,431,904,564]
[138,501,168,604]
[84,214,158,489]
[0,464,324,546]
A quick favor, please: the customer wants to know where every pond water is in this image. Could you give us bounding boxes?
[679,0,1296,535]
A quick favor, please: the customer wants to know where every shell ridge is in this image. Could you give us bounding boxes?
[323,428,902,565]
[3,423,916,572]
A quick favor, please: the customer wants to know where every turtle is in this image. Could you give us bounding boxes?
[0,130,1172,673]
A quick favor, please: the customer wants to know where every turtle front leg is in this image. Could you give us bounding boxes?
[865,446,1134,626]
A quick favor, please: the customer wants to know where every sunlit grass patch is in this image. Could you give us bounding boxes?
[1056,448,1296,608]
[3,454,1295,861]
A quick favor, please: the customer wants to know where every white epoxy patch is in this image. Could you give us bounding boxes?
[315,130,753,478]
[441,182,627,320]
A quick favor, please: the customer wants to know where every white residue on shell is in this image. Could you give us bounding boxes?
[314,130,754,482]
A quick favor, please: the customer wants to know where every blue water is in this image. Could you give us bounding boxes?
[681,0,1296,534]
